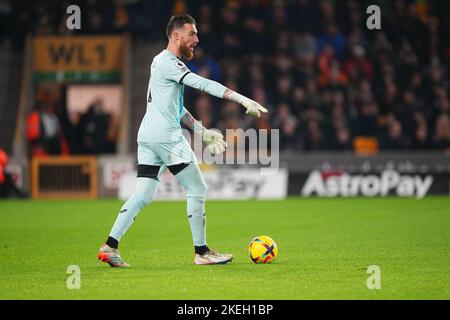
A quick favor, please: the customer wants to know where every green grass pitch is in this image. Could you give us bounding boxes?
[0,197,449,299]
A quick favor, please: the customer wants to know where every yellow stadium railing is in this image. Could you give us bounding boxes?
[31,156,98,199]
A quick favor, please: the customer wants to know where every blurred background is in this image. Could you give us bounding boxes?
[0,0,449,199]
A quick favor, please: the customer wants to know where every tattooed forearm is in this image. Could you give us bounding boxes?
[223,88,233,100]
[181,108,196,129]
[181,107,204,132]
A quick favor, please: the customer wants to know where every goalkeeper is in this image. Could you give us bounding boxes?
[98,14,267,267]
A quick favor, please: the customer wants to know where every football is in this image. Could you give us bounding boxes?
[248,235,278,264]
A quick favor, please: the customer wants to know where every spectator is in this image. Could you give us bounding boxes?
[186,47,222,82]
[411,112,431,150]
[393,90,422,134]
[304,119,326,151]
[317,23,347,59]
[271,1,289,33]
[382,116,411,150]
[344,45,374,82]
[78,98,112,154]
[293,31,317,59]
[0,147,28,198]
[110,0,130,33]
[272,102,298,149]
[318,44,348,86]
[193,94,213,117]
[331,125,352,150]
[280,117,301,150]
[432,114,450,150]
[26,102,68,158]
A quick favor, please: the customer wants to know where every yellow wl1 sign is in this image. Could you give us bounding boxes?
[33,36,124,72]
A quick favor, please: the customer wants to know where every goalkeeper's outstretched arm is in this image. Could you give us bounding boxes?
[181,72,268,118]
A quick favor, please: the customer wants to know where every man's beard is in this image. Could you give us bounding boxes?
[180,43,194,60]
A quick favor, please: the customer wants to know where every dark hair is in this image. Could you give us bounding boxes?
[166,14,196,39]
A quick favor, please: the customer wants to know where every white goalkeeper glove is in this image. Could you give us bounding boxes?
[228,92,268,118]
[203,129,227,155]
[193,121,227,155]
[241,99,269,118]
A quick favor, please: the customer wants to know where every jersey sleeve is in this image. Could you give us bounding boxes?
[181,72,227,99]
[164,58,191,83]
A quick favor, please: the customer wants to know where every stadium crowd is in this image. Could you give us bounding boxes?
[182,0,450,151]
[3,0,450,152]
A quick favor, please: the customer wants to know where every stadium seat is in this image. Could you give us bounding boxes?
[353,136,379,155]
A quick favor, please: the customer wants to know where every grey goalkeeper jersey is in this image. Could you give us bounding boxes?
[137,49,226,144]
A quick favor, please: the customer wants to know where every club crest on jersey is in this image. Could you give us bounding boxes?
[175,60,188,72]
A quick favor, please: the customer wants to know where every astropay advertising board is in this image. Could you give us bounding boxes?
[119,168,288,201]
[289,170,450,198]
